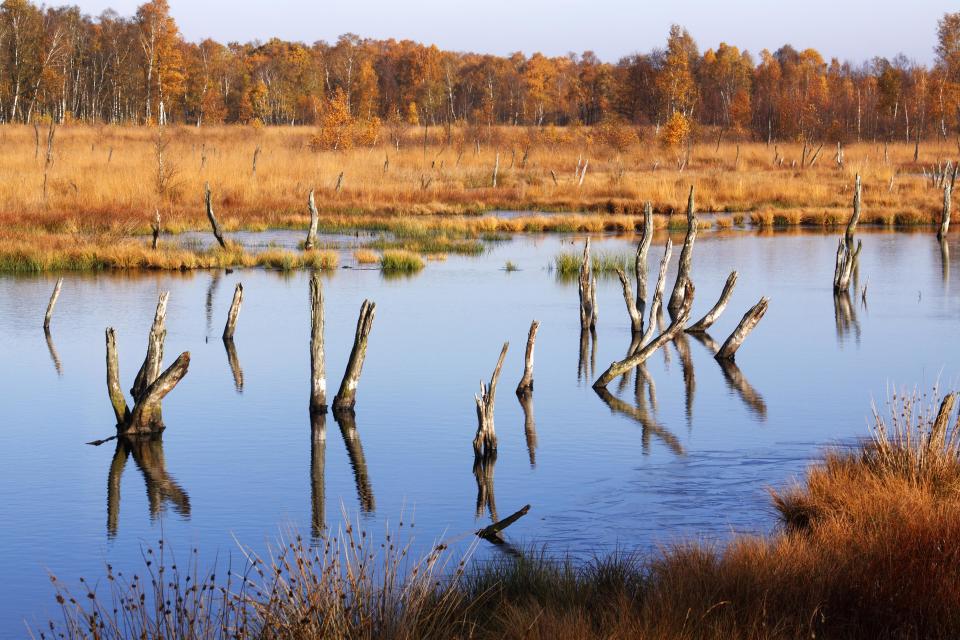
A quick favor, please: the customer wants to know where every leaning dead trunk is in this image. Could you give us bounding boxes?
[716,298,769,361]
[593,281,694,388]
[222,283,243,340]
[687,271,738,333]
[332,300,376,413]
[125,353,191,435]
[305,189,319,250]
[106,328,130,425]
[635,202,654,313]
[474,342,509,459]
[938,183,952,242]
[640,239,673,346]
[43,276,63,330]
[667,186,697,319]
[834,175,862,293]
[204,182,227,249]
[515,320,539,396]
[309,273,327,413]
[616,268,643,334]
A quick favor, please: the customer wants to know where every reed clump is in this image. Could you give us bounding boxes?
[553,249,633,276]
[46,391,960,638]
[353,248,380,264]
[380,249,424,273]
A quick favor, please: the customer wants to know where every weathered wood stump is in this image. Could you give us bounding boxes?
[222,282,243,340]
[687,271,738,333]
[938,182,952,242]
[305,189,320,250]
[332,299,376,413]
[640,239,673,346]
[43,276,63,330]
[616,268,643,334]
[716,298,769,361]
[635,201,654,314]
[204,182,227,249]
[834,175,862,292]
[309,273,327,413]
[578,239,597,330]
[515,320,539,396]
[474,342,509,459]
[667,186,697,319]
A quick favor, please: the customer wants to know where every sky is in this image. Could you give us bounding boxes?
[68,0,953,65]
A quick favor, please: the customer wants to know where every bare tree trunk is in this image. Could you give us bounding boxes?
[222,283,243,340]
[474,342,509,459]
[667,186,697,319]
[687,271,738,333]
[593,281,694,388]
[251,144,261,177]
[641,239,673,346]
[716,298,769,361]
[305,189,319,250]
[938,183,952,242]
[635,202,654,313]
[515,320,539,396]
[105,328,129,426]
[578,239,597,330]
[309,273,326,413]
[125,353,191,435]
[616,268,643,334]
[332,300,376,413]
[131,292,169,400]
[43,276,63,330]
[492,152,499,188]
[204,182,226,249]
[151,210,161,249]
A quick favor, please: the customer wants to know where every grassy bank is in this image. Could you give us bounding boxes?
[42,390,960,639]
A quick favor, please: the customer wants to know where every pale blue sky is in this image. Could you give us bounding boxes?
[74,0,952,64]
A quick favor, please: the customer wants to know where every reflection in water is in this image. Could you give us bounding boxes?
[577,328,597,383]
[205,271,221,335]
[594,387,684,456]
[473,452,497,521]
[310,411,326,538]
[44,328,62,376]
[223,338,244,392]
[517,392,537,468]
[833,291,861,346]
[941,238,950,285]
[635,363,658,413]
[333,410,375,513]
[689,331,768,419]
[674,334,696,428]
[106,435,190,538]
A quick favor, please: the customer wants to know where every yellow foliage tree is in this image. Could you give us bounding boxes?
[659,111,691,148]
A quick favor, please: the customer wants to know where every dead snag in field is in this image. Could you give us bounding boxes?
[667,186,697,320]
[687,271,738,333]
[716,298,769,362]
[929,393,958,452]
[204,182,227,249]
[635,202,654,314]
[641,239,673,346]
[616,268,643,334]
[938,183,952,242]
[305,189,319,250]
[222,283,243,340]
[334,171,344,194]
[593,281,694,389]
[474,342,509,459]
[492,152,499,188]
[332,300,376,413]
[516,320,540,396]
[309,273,327,413]
[151,210,161,249]
[578,239,597,330]
[251,144,261,177]
[834,175,862,292]
[106,293,190,436]
[43,276,63,330]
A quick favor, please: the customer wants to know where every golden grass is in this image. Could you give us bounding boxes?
[43,389,960,639]
[380,249,424,272]
[353,248,380,264]
[0,124,949,240]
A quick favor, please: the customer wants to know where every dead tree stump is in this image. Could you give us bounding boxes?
[834,175,862,293]
[939,183,952,242]
[474,342,509,459]
[578,239,597,330]
[204,182,226,249]
[151,210,161,250]
[635,202,654,314]
[332,300,376,413]
[616,268,643,334]
[640,239,673,346]
[687,271,738,333]
[222,283,243,340]
[515,320,539,396]
[305,189,319,250]
[309,273,327,413]
[43,276,63,330]
[668,186,697,319]
[716,298,769,361]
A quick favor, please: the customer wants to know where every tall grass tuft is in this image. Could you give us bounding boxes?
[380,249,424,273]
[553,249,632,276]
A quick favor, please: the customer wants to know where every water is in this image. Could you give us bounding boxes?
[0,228,957,634]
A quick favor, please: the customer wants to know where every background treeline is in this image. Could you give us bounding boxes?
[2,0,960,142]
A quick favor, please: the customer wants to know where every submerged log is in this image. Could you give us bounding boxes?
[938,182,952,242]
[616,268,643,334]
[204,182,227,249]
[476,504,530,543]
[222,282,243,340]
[716,298,769,361]
[305,189,319,250]
[640,239,673,346]
[667,186,697,319]
[332,300,376,413]
[593,281,694,389]
[636,201,654,313]
[309,273,327,413]
[473,342,509,458]
[687,271,738,333]
[515,320,540,396]
[43,276,63,330]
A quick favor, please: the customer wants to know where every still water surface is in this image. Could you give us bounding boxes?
[0,229,957,633]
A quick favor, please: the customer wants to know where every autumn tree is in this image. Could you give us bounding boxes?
[135,0,183,124]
